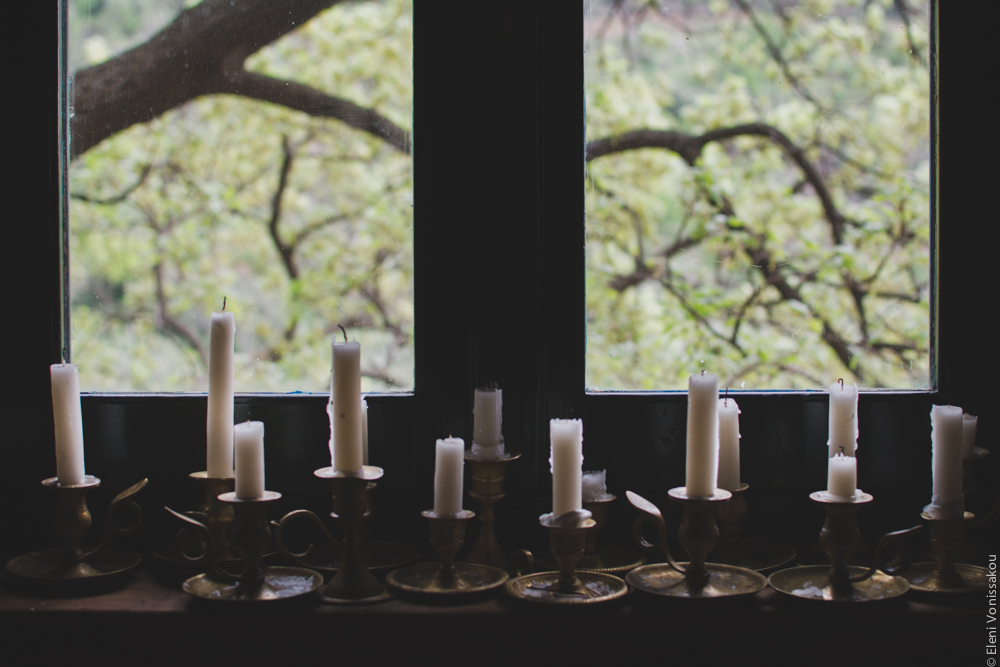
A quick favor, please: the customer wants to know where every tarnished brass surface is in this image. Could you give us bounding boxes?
[716,483,749,550]
[218,491,281,586]
[505,570,628,604]
[768,565,909,602]
[569,494,646,573]
[182,566,323,601]
[464,450,520,570]
[6,477,147,582]
[189,472,237,560]
[903,562,990,594]
[313,466,391,604]
[810,490,872,586]
[627,563,766,599]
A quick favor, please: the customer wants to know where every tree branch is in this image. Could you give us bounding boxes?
[153,262,207,365]
[268,135,299,280]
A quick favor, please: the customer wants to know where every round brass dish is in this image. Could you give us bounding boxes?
[768,565,909,602]
[506,571,628,604]
[7,546,140,581]
[318,588,393,605]
[903,562,989,594]
[182,566,323,601]
[386,562,509,596]
[626,562,767,599]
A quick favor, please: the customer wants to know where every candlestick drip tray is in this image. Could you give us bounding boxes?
[626,563,767,599]
[767,565,909,602]
[182,566,323,602]
[386,562,508,597]
[7,547,140,581]
[505,571,628,605]
[902,562,989,594]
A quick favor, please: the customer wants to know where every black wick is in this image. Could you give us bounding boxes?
[838,378,844,390]
[222,296,227,311]
[338,324,347,343]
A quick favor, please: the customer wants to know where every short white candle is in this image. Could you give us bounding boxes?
[330,339,362,472]
[962,413,978,458]
[207,311,235,478]
[685,373,719,498]
[827,453,857,499]
[234,421,265,500]
[361,398,369,466]
[581,470,608,502]
[433,437,465,516]
[472,387,505,459]
[50,364,85,485]
[928,405,964,519]
[550,419,583,516]
[717,397,741,492]
[828,381,858,457]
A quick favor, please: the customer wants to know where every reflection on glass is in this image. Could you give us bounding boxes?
[585,0,930,390]
[68,0,413,392]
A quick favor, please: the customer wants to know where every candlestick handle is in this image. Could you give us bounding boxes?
[848,524,922,583]
[968,495,1000,527]
[83,478,148,558]
[272,509,342,562]
[509,549,536,577]
[165,507,238,582]
[627,491,686,575]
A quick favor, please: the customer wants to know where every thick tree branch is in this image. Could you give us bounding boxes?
[268,135,299,280]
[71,0,410,158]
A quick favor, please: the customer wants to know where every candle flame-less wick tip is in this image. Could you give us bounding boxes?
[222,296,227,311]
[701,369,706,375]
[338,324,347,343]
[838,378,844,390]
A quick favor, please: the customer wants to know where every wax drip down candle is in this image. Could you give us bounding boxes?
[582,470,611,502]
[206,303,235,478]
[685,372,719,498]
[50,363,86,485]
[329,325,362,473]
[472,384,505,460]
[926,405,964,520]
[550,419,583,516]
[434,437,465,516]
[827,380,858,458]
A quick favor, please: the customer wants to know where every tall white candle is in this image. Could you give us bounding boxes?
[50,364,85,485]
[828,381,858,457]
[685,373,719,497]
[472,387,505,459]
[206,311,235,478]
[234,421,265,500]
[550,419,583,516]
[434,437,465,516]
[361,398,369,465]
[962,413,978,458]
[717,397,741,492]
[928,405,964,519]
[827,453,857,499]
[330,340,362,472]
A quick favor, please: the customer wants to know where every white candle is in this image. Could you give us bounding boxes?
[717,397,741,492]
[234,421,265,500]
[581,470,608,502]
[330,340,362,472]
[962,413,978,458]
[828,381,858,457]
[50,364,85,485]
[928,405,964,519]
[550,419,583,516]
[361,398,369,465]
[826,453,857,499]
[472,387,505,459]
[685,373,719,497]
[206,311,235,478]
[434,437,465,516]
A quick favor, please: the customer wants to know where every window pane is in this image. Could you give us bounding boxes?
[68,0,413,392]
[585,0,930,390]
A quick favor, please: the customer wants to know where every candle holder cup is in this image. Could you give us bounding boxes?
[169,490,323,602]
[463,450,520,571]
[7,477,147,582]
[709,483,796,572]
[385,510,509,597]
[505,510,628,604]
[903,511,990,594]
[625,488,767,599]
[536,494,647,574]
[768,491,921,602]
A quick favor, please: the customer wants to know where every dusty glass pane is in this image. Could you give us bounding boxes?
[68,0,413,392]
[585,0,930,390]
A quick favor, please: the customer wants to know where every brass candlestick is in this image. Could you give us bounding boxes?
[709,483,796,572]
[154,472,240,568]
[903,511,990,594]
[464,450,520,570]
[506,510,628,604]
[385,510,509,597]
[7,477,147,581]
[172,490,322,602]
[626,488,767,599]
[537,495,647,574]
[768,491,920,602]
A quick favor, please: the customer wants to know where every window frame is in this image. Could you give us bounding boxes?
[4,1,994,559]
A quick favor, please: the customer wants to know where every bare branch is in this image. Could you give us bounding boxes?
[153,262,207,365]
[70,163,154,205]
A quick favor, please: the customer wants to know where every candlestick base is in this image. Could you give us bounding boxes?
[625,488,767,599]
[386,510,509,597]
[767,565,909,602]
[464,450,520,570]
[536,495,648,574]
[904,510,989,594]
[505,511,628,605]
[182,566,323,602]
[6,477,147,583]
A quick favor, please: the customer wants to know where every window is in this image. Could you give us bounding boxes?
[4,1,992,559]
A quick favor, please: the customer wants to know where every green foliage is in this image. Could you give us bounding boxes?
[585,0,930,390]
